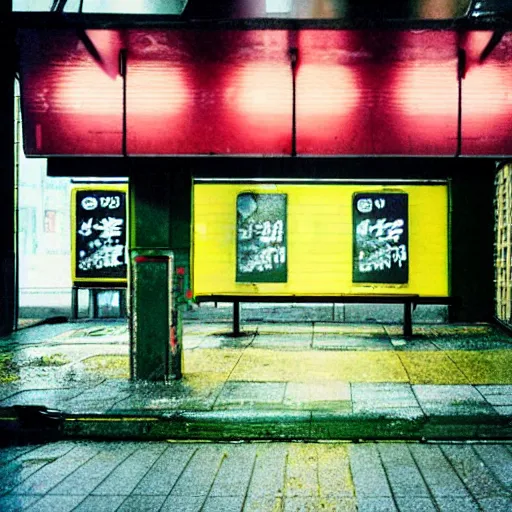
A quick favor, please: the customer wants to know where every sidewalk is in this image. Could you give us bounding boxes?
[1,320,512,442]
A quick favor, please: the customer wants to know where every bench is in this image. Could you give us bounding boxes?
[195,294,455,338]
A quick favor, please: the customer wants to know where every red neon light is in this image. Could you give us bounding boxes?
[394,62,457,116]
[53,67,122,115]
[128,63,191,115]
[231,64,292,118]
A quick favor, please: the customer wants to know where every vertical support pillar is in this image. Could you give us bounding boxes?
[129,170,191,381]
[0,3,15,336]
[71,286,79,321]
[403,300,413,338]
[233,301,240,337]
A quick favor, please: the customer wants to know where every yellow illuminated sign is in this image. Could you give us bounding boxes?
[193,183,449,297]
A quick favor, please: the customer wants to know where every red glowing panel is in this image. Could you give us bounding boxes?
[231,64,292,118]
[395,63,457,116]
[128,64,190,115]
[127,30,292,155]
[461,32,512,155]
[52,67,122,115]
[297,30,459,155]
[296,64,361,154]
[19,29,123,156]
[296,30,366,154]
[388,61,458,155]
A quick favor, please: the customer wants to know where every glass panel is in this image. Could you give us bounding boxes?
[13,0,471,19]
[13,0,186,14]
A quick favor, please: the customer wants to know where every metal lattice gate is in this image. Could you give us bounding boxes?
[495,165,512,326]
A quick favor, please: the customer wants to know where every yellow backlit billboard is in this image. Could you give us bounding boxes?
[192,182,449,297]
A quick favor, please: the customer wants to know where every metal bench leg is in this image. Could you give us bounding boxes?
[71,286,78,320]
[233,301,240,337]
[403,301,413,338]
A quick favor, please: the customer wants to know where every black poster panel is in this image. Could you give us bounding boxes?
[74,189,127,281]
[236,193,287,283]
[353,192,408,284]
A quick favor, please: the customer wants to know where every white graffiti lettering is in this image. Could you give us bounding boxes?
[238,220,284,244]
[357,218,404,243]
[78,218,93,237]
[239,246,286,273]
[93,217,123,240]
[99,196,121,209]
[359,244,407,272]
[78,243,126,271]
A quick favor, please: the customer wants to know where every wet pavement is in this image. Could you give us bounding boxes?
[1,321,512,441]
[0,440,511,511]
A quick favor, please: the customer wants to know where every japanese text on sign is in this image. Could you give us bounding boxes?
[74,190,127,281]
[353,193,408,284]
[236,193,287,283]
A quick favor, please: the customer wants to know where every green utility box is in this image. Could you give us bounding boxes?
[129,249,183,381]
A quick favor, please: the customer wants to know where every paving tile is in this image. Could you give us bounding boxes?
[394,497,436,512]
[202,495,245,512]
[210,444,257,497]
[160,495,204,512]
[0,495,40,512]
[479,497,512,512]
[409,445,473,498]
[116,495,167,512]
[413,385,494,416]
[472,445,512,489]
[11,443,99,495]
[132,444,196,495]
[398,353,469,384]
[215,382,286,408]
[284,496,356,511]
[432,496,479,512]
[49,442,139,495]
[284,382,350,408]
[476,385,512,406]
[494,406,512,415]
[169,445,226,497]
[73,495,126,512]
[0,442,76,494]
[247,443,287,498]
[349,444,392,498]
[356,497,397,512]
[317,444,354,497]
[250,334,313,350]
[232,350,407,383]
[441,444,509,497]
[315,324,386,335]
[185,349,241,375]
[243,495,283,512]
[351,383,418,411]
[377,444,430,497]
[0,445,42,465]
[0,389,84,408]
[92,443,166,495]
[448,350,512,385]
[25,494,86,512]
[312,335,392,351]
[285,444,319,497]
